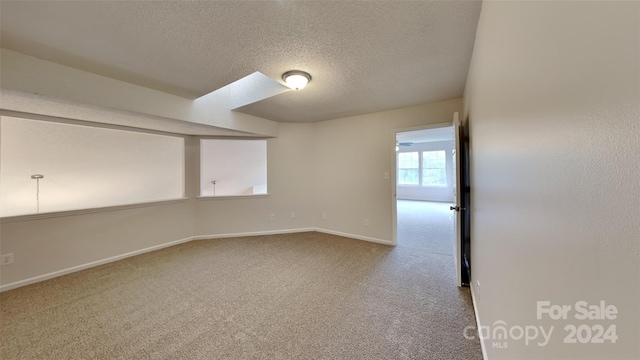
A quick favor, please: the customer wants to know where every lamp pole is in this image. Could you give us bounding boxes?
[31,174,44,213]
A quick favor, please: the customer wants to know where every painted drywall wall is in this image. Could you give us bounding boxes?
[464,2,639,359]
[314,98,462,242]
[0,116,184,217]
[194,123,316,235]
[0,48,278,137]
[195,100,461,239]
[0,92,254,138]
[200,139,267,196]
[0,137,198,287]
[396,141,454,202]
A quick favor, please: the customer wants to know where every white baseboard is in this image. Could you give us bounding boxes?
[0,236,194,292]
[1,228,391,292]
[470,282,489,360]
[314,228,394,245]
[194,228,393,246]
[192,228,315,240]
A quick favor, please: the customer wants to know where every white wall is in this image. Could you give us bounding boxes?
[464,1,639,359]
[194,123,316,235]
[0,137,198,287]
[0,116,184,217]
[314,98,462,242]
[396,140,454,202]
[0,48,278,137]
[200,139,267,196]
[195,99,462,241]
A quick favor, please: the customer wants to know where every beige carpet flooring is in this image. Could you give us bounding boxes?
[396,200,456,256]
[1,231,482,359]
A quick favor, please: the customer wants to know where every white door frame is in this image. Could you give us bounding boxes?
[391,121,457,245]
[452,112,463,287]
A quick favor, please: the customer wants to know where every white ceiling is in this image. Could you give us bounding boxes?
[0,1,482,123]
[397,126,454,144]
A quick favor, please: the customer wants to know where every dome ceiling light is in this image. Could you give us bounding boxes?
[282,70,311,90]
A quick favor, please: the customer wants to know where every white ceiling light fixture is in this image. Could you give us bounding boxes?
[282,70,311,90]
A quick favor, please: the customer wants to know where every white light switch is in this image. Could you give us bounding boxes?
[384,172,389,179]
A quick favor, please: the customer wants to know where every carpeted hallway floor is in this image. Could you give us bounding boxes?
[0,221,482,359]
[397,200,455,256]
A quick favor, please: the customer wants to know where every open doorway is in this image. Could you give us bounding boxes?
[393,124,457,266]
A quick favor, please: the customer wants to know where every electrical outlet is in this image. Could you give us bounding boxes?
[270,214,276,221]
[364,218,370,226]
[322,213,327,219]
[0,253,14,266]
[384,172,389,179]
[291,212,296,219]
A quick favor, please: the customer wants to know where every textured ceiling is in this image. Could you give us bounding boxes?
[0,1,482,123]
